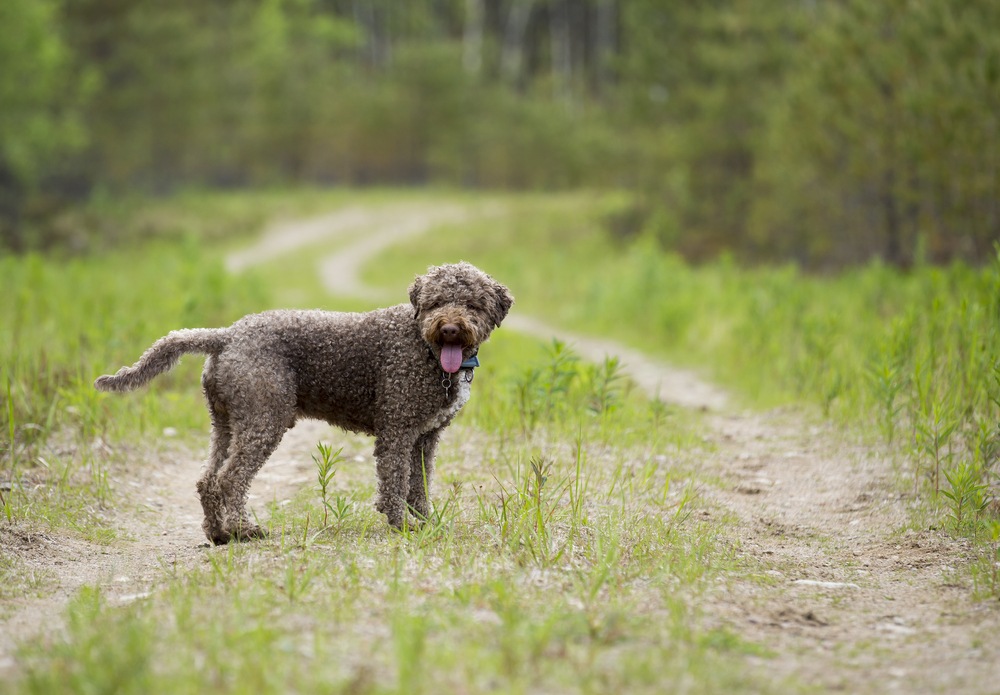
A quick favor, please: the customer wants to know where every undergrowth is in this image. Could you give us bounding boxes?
[371,196,1000,585]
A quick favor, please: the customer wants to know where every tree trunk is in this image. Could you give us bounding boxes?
[550,0,571,102]
[879,81,904,267]
[593,0,616,97]
[0,163,24,252]
[463,0,484,76]
[353,1,390,68]
[883,165,904,267]
[501,0,534,85]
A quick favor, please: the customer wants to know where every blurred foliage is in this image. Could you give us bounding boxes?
[1,238,269,451]
[749,0,1000,267]
[0,0,93,248]
[0,0,996,265]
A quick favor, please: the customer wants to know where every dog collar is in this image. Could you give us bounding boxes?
[439,350,479,394]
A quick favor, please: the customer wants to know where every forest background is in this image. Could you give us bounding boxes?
[2,0,998,268]
[4,3,1000,691]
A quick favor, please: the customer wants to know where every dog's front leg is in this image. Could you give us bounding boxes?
[373,434,412,529]
[407,429,442,521]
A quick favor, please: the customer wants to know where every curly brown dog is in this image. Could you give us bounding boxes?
[95,262,513,544]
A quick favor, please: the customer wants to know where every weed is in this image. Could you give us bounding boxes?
[515,339,579,432]
[972,520,1000,599]
[418,485,461,542]
[915,405,960,495]
[669,481,698,528]
[940,463,989,533]
[585,356,624,415]
[313,442,346,528]
[492,456,572,565]
[0,551,52,601]
[568,431,590,530]
[5,376,14,461]
[865,348,907,446]
[280,558,315,603]
[527,458,549,522]
[328,495,354,523]
[990,521,1000,595]
[972,420,1000,484]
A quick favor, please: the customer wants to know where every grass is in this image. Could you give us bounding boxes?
[14,525,751,694]
[3,187,999,692]
[11,388,758,694]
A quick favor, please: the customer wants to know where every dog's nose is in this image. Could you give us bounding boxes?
[441,323,461,342]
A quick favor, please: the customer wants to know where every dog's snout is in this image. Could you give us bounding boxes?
[440,323,461,343]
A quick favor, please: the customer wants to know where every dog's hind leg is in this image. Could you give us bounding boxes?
[197,426,231,543]
[203,359,294,543]
[213,417,288,542]
[197,358,235,544]
[197,417,232,542]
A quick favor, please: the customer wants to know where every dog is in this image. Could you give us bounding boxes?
[95,262,513,543]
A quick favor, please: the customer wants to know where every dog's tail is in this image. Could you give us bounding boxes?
[94,328,229,393]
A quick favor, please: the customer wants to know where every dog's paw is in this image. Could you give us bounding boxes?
[202,518,231,545]
[232,519,268,542]
[237,527,268,542]
[208,513,268,544]
[376,495,408,530]
[206,531,234,546]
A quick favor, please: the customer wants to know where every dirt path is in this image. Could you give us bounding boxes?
[702,412,998,692]
[4,203,998,692]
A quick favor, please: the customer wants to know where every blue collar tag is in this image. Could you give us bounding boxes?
[460,355,480,369]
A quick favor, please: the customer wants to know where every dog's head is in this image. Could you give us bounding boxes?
[408,262,514,374]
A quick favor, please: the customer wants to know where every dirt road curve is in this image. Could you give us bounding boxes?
[3,203,998,692]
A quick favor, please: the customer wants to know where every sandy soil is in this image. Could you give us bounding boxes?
[2,203,998,692]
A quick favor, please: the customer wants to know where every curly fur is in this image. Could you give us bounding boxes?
[95,262,513,544]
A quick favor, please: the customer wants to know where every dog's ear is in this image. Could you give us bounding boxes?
[488,282,514,328]
[408,276,424,318]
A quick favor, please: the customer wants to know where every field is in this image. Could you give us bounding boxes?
[2,191,999,693]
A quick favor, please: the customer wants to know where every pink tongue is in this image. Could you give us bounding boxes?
[440,344,464,374]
